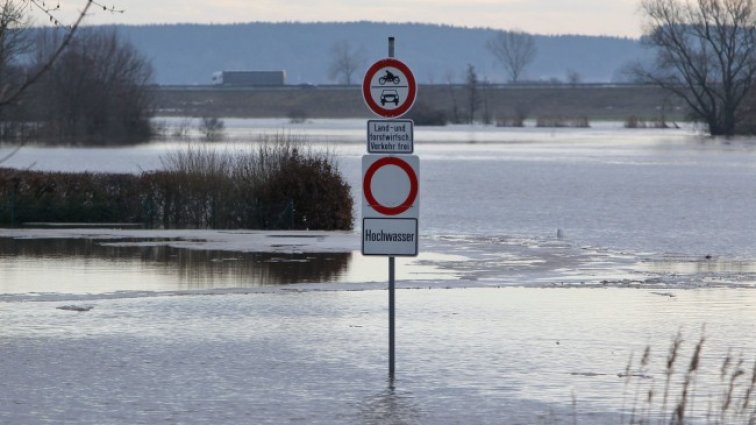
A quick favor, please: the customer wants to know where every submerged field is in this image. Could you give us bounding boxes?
[153,84,688,121]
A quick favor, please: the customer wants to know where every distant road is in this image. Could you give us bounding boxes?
[155,82,656,91]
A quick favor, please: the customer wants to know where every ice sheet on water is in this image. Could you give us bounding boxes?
[3,227,756,302]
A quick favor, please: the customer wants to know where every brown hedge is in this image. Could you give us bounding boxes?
[0,154,353,230]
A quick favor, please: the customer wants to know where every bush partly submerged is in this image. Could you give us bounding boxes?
[0,136,353,230]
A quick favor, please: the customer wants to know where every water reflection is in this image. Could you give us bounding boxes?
[357,388,421,425]
[0,237,351,292]
[639,256,756,274]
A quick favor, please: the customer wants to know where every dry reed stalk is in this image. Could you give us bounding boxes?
[660,331,683,425]
[621,352,636,425]
[720,357,745,425]
[672,334,704,425]
[631,347,653,425]
[741,359,756,413]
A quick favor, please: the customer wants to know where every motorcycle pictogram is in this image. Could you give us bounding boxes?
[378,70,401,85]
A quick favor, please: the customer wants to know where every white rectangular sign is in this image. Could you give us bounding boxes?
[362,218,418,256]
[367,120,414,154]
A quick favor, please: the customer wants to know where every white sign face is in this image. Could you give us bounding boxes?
[362,155,419,220]
[363,218,418,256]
[367,120,413,154]
[362,58,417,118]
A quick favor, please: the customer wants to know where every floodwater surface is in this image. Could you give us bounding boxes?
[4,120,756,256]
[2,121,756,424]
[1,288,753,424]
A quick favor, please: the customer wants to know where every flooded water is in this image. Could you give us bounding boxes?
[2,120,756,423]
[2,287,753,424]
[0,237,347,293]
[0,237,458,294]
[4,119,756,256]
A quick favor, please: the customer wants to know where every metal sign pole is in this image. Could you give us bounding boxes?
[387,35,396,385]
[389,255,395,383]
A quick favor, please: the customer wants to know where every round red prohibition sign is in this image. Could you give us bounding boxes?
[363,156,419,216]
[362,58,417,118]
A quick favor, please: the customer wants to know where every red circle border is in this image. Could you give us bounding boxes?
[363,157,418,216]
[362,58,417,118]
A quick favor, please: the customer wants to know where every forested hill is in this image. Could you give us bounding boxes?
[108,21,649,85]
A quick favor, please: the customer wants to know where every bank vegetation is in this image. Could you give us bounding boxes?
[0,139,354,230]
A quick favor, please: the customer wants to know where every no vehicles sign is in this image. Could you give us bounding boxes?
[362,155,419,256]
[362,155,419,219]
[362,58,417,118]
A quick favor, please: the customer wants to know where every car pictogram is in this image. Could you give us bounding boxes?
[380,89,400,106]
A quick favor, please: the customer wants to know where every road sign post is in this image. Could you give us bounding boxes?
[362,36,419,384]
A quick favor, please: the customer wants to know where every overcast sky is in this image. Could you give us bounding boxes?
[46,0,643,38]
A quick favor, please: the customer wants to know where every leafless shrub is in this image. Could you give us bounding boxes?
[625,115,671,129]
[198,116,225,142]
[536,116,590,128]
[170,118,193,139]
[147,134,352,230]
[288,109,307,124]
[496,116,525,127]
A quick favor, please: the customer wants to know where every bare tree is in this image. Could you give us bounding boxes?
[0,1,31,140]
[33,28,154,144]
[327,40,366,85]
[486,30,537,83]
[0,0,122,161]
[0,1,30,88]
[465,64,480,124]
[443,69,462,124]
[0,1,123,109]
[635,0,756,136]
[566,69,582,86]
